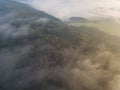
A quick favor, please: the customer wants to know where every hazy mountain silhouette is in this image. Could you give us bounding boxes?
[68,17,88,23]
[0,0,120,90]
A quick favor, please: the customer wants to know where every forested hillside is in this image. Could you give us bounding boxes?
[0,0,120,90]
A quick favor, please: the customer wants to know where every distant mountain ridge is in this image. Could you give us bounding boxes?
[68,17,88,23]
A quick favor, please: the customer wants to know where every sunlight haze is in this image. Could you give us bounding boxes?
[19,0,120,19]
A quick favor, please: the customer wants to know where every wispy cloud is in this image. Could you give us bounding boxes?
[18,0,120,19]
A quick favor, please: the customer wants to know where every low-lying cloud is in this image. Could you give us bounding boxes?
[0,1,120,90]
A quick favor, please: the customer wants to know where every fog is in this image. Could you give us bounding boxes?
[0,35,120,90]
[0,1,120,90]
[0,15,120,90]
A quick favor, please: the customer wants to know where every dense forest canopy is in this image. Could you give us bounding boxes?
[0,0,120,90]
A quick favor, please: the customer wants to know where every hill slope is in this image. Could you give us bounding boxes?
[68,20,120,38]
[0,0,120,90]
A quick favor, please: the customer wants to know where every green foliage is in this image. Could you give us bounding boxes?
[0,1,120,90]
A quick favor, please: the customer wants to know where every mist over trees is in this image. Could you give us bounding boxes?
[0,0,120,90]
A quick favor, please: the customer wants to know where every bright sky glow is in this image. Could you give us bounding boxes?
[20,0,120,19]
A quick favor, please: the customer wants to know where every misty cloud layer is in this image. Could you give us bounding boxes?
[17,0,120,19]
[0,13,120,90]
[0,1,120,90]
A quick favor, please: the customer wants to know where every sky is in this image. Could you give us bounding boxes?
[18,0,120,19]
